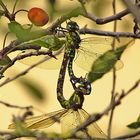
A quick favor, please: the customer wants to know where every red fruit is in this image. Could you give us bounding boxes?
[28,7,49,26]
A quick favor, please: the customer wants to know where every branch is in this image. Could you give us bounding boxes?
[107,0,117,138]
[82,1,140,24]
[123,0,140,24]
[0,50,55,75]
[0,0,15,21]
[0,51,56,87]
[79,27,140,38]
[114,129,140,139]
[0,100,32,110]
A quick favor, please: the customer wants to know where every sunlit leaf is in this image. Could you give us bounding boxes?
[8,21,31,41]
[30,35,65,51]
[19,78,45,101]
[88,39,134,83]
[0,55,12,66]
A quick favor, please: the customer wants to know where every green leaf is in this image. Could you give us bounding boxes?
[88,39,134,83]
[30,36,65,51]
[127,114,140,129]
[8,21,32,42]
[19,78,45,101]
[127,121,140,129]
[0,55,12,66]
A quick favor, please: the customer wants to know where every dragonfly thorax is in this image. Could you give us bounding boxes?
[68,31,81,49]
[69,92,84,110]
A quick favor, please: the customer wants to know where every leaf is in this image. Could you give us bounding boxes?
[88,39,134,83]
[0,55,12,66]
[127,114,140,129]
[30,36,65,51]
[8,21,32,41]
[127,121,140,129]
[19,78,45,101]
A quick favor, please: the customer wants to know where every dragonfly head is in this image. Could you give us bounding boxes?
[66,21,79,32]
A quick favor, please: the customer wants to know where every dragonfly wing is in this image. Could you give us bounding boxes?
[75,36,134,72]
[61,109,88,138]
[60,109,107,139]
[18,47,64,69]
[61,109,75,132]
[8,109,68,129]
[78,109,107,138]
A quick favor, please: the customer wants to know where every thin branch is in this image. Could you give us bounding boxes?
[0,51,56,87]
[70,79,140,136]
[47,2,140,31]
[0,0,15,21]
[82,1,140,24]
[2,32,9,49]
[12,0,19,14]
[0,50,54,75]
[107,0,117,138]
[14,9,28,15]
[0,100,32,110]
[79,27,140,38]
[114,129,140,139]
[124,0,140,24]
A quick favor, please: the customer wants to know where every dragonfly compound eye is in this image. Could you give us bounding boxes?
[66,21,79,31]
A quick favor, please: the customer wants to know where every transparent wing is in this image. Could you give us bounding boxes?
[61,109,86,138]
[61,109,107,139]
[75,36,134,72]
[18,36,134,71]
[8,109,68,129]
[78,109,107,138]
[18,47,64,69]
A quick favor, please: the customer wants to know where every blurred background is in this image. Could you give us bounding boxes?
[0,0,140,139]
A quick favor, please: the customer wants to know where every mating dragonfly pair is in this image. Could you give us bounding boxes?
[9,21,134,139]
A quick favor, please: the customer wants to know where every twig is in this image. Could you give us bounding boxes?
[71,79,140,136]
[0,50,54,75]
[0,100,32,110]
[82,2,140,24]
[79,27,140,38]
[114,129,140,139]
[107,0,117,138]
[12,0,19,14]
[124,0,140,24]
[0,51,56,87]
[2,32,9,49]
[0,0,15,21]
